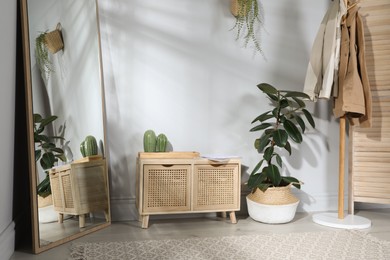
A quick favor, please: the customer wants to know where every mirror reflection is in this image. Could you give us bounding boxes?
[25,0,110,250]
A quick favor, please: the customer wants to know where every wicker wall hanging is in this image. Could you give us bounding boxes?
[45,23,64,54]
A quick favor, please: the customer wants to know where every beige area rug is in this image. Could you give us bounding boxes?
[69,230,390,260]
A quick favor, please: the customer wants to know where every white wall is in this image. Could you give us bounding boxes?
[99,0,345,221]
[0,0,16,258]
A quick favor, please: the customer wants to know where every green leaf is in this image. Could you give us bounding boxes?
[250,159,264,176]
[36,126,44,134]
[33,113,43,123]
[51,147,64,154]
[250,123,272,132]
[248,172,267,190]
[40,152,55,170]
[266,93,279,102]
[292,97,306,108]
[42,142,56,149]
[272,107,279,118]
[35,150,42,161]
[251,111,272,123]
[272,129,288,147]
[55,154,67,162]
[284,91,311,99]
[284,141,292,155]
[35,134,50,143]
[39,115,58,128]
[275,154,283,167]
[283,119,303,143]
[302,109,315,128]
[258,83,277,95]
[254,138,260,150]
[257,183,272,192]
[294,114,306,133]
[258,133,272,152]
[265,165,281,186]
[263,146,274,161]
[279,99,289,109]
[281,176,301,189]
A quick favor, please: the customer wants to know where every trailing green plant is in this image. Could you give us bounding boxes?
[34,113,66,197]
[35,32,54,77]
[247,83,315,193]
[231,0,264,55]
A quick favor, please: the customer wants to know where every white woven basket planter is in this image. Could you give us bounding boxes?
[246,185,299,224]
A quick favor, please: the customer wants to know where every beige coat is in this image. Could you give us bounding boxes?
[303,0,343,101]
[333,5,372,128]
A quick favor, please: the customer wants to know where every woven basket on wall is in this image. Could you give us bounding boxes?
[45,23,64,54]
[230,0,247,17]
[247,185,299,205]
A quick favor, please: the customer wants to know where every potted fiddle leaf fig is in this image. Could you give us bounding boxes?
[246,83,315,224]
[34,113,66,198]
[230,0,264,55]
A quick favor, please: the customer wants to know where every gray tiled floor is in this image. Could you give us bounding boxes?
[11,209,390,260]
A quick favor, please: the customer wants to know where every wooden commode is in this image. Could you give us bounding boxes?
[49,158,109,228]
[136,152,241,228]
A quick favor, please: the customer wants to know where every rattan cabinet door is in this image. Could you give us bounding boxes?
[143,164,191,213]
[193,164,240,211]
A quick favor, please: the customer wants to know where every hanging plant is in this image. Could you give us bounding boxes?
[35,24,64,78]
[230,0,264,55]
[35,32,54,77]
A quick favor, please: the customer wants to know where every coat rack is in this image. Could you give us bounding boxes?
[312,0,371,229]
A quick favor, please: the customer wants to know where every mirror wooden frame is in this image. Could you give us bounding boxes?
[19,0,111,254]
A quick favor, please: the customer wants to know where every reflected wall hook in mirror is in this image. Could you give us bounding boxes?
[20,0,111,254]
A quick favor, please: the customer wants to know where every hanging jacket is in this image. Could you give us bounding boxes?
[303,0,346,101]
[333,4,372,128]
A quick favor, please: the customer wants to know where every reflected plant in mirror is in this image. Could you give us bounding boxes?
[34,113,65,198]
[35,32,54,77]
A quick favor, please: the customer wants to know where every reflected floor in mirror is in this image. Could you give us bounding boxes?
[39,213,107,246]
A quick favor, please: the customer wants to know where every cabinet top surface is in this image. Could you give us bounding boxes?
[137,156,241,165]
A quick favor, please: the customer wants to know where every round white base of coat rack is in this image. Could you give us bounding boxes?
[312,212,371,229]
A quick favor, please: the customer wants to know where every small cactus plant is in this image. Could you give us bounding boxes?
[143,130,157,152]
[80,135,98,157]
[156,133,168,152]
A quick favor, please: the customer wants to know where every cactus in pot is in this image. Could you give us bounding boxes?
[156,133,168,152]
[143,130,157,152]
[80,135,98,157]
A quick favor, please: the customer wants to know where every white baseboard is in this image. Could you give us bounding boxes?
[0,221,15,260]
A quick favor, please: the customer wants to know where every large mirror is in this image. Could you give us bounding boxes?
[20,0,110,253]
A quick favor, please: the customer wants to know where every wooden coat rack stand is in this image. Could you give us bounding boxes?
[312,0,371,229]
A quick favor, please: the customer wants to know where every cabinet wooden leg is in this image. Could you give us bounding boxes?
[79,214,86,228]
[229,211,237,224]
[104,210,109,222]
[141,215,149,229]
[58,213,64,223]
[221,212,227,218]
